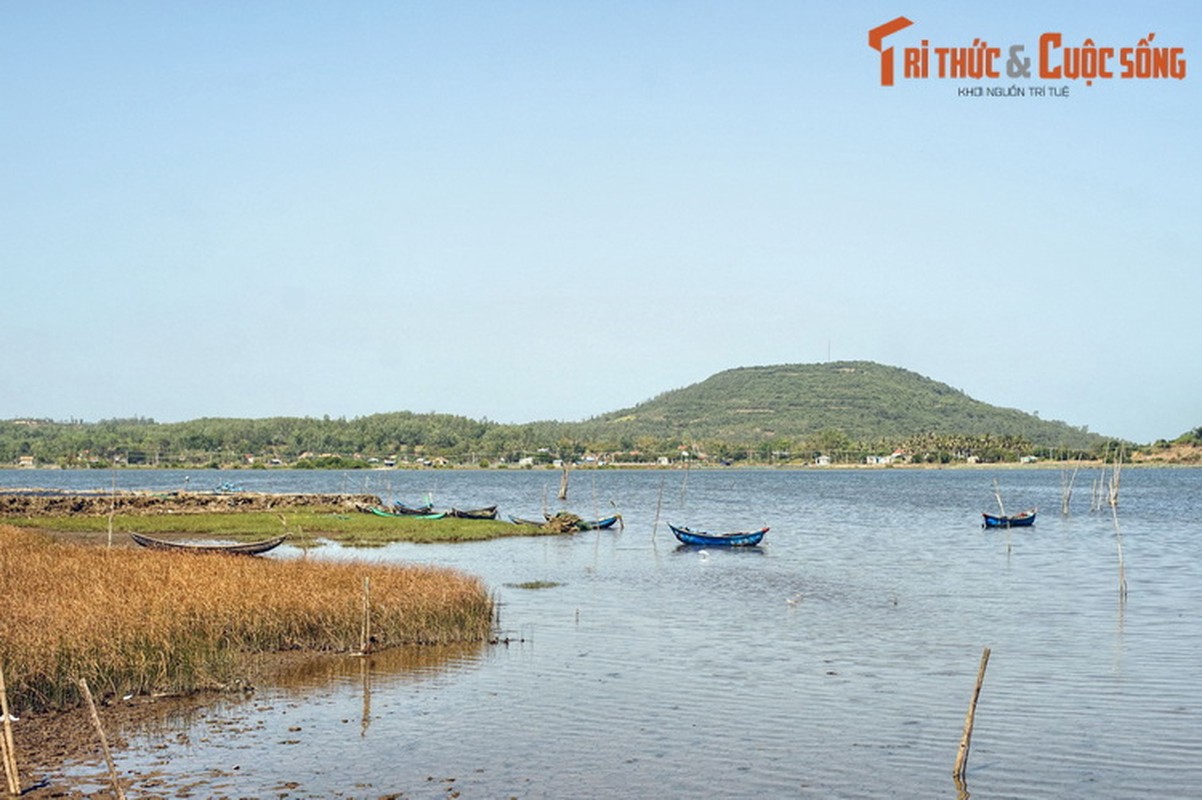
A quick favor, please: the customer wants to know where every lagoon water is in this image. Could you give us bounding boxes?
[4,467,1202,799]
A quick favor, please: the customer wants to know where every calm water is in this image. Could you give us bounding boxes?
[5,467,1202,799]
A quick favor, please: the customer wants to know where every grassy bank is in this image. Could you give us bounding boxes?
[0,526,494,713]
[4,508,541,546]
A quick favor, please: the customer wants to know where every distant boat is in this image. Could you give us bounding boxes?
[369,506,446,520]
[982,509,1037,528]
[129,532,287,555]
[578,514,622,531]
[392,501,436,515]
[510,513,622,531]
[668,523,767,547]
[448,505,499,520]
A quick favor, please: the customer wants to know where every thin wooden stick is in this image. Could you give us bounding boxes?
[991,479,1006,517]
[651,477,665,540]
[1111,504,1128,599]
[79,678,126,800]
[0,662,20,796]
[359,577,373,655]
[952,646,991,780]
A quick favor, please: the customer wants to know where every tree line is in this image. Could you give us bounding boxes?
[1,414,1117,469]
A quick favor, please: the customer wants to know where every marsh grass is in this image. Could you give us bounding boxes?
[0,526,493,713]
[5,509,541,545]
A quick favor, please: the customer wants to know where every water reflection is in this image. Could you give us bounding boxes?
[9,468,1202,799]
[262,641,488,694]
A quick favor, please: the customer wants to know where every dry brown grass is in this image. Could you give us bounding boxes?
[0,526,492,713]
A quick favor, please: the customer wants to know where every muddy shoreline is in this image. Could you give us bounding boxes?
[0,490,381,518]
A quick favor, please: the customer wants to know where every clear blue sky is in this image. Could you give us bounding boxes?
[3,2,1199,442]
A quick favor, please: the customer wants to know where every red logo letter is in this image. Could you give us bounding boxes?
[869,17,915,86]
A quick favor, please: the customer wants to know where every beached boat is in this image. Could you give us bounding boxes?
[392,502,436,515]
[448,505,499,520]
[369,506,447,520]
[129,532,287,555]
[509,513,621,531]
[578,514,622,531]
[668,523,768,547]
[982,509,1037,528]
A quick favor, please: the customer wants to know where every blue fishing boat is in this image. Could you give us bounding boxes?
[668,523,768,547]
[982,508,1037,528]
[578,514,622,531]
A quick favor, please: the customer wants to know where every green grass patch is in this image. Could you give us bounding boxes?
[4,508,566,545]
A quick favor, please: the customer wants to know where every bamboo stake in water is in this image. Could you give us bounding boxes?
[1111,504,1128,599]
[359,577,373,655]
[652,477,665,540]
[79,679,126,800]
[0,662,20,796]
[952,647,991,780]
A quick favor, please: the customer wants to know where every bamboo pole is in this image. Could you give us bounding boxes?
[991,479,1006,517]
[79,679,127,800]
[359,577,373,655]
[952,646,991,780]
[651,477,665,540]
[1111,504,1128,599]
[0,663,20,796]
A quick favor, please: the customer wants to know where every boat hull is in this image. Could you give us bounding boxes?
[669,523,767,547]
[129,532,287,555]
[982,509,1037,528]
[449,506,499,520]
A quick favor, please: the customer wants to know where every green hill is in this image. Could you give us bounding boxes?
[1,361,1114,467]
[577,361,1102,449]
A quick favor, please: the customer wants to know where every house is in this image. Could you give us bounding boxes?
[16,455,35,468]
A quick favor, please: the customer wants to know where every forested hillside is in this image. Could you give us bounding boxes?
[580,362,1101,448]
[1,362,1116,468]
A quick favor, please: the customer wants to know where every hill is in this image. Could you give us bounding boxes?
[1,361,1114,467]
[576,361,1103,449]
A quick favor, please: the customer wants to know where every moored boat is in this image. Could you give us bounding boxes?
[578,514,622,530]
[392,501,436,515]
[982,508,1037,528]
[370,506,447,520]
[129,532,288,555]
[448,505,499,520]
[668,523,767,547]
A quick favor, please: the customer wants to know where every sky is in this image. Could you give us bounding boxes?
[2,1,1199,443]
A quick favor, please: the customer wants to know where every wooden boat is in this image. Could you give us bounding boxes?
[370,506,446,520]
[392,502,435,515]
[668,523,768,547]
[982,509,1037,528]
[448,505,499,520]
[129,532,287,555]
[578,514,622,531]
[509,513,621,530]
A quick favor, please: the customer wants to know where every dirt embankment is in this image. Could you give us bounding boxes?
[0,491,382,517]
